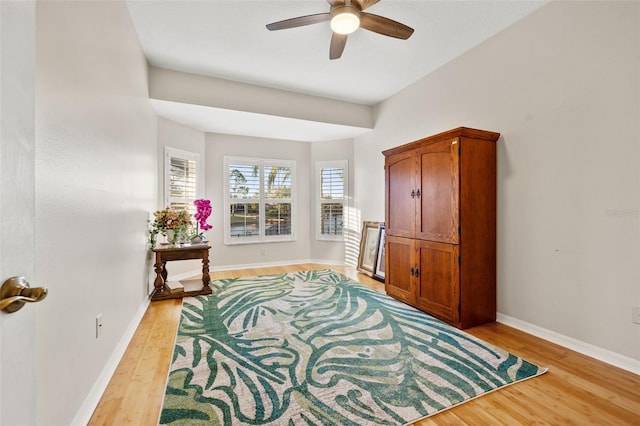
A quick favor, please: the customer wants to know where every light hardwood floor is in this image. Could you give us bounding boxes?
[89,264,640,425]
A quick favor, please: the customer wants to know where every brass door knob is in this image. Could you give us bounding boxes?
[0,277,47,313]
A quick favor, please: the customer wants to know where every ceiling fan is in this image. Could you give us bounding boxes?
[266,0,414,60]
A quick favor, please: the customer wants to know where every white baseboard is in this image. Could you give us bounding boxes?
[71,297,151,426]
[169,259,347,281]
[211,259,346,271]
[497,313,640,375]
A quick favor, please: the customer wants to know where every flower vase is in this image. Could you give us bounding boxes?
[166,229,178,246]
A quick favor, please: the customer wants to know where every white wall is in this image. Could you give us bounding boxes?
[156,117,206,280]
[157,120,357,276]
[205,133,313,268]
[354,0,639,361]
[35,1,157,424]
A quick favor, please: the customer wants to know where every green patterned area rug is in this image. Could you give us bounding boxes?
[159,269,546,425]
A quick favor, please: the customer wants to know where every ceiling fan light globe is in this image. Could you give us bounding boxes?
[330,11,360,34]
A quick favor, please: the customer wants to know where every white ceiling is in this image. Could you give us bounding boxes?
[126,0,547,141]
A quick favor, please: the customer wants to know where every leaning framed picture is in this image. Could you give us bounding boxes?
[373,223,386,282]
[357,221,380,275]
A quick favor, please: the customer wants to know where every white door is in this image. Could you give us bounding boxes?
[0,2,38,424]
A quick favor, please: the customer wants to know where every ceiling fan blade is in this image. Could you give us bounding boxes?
[266,13,331,31]
[353,0,381,11]
[330,33,348,60]
[359,13,414,39]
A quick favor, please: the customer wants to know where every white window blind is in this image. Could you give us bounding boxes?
[225,157,295,244]
[165,147,201,215]
[317,161,347,240]
[264,165,292,237]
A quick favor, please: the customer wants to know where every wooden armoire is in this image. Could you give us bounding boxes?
[383,127,500,329]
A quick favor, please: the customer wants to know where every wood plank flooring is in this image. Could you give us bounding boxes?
[88,264,640,425]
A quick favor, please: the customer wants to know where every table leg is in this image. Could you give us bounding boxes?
[153,258,168,297]
[202,252,210,288]
[153,262,164,291]
[161,261,168,283]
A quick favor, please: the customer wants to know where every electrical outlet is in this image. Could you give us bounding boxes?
[96,314,103,338]
[633,307,640,325]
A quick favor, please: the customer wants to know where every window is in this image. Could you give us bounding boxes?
[316,160,347,241]
[224,157,295,244]
[164,147,202,215]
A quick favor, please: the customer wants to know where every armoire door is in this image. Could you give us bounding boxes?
[385,151,416,238]
[416,138,460,243]
[415,240,460,325]
[384,235,416,306]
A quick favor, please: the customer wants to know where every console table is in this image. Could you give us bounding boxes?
[151,244,212,301]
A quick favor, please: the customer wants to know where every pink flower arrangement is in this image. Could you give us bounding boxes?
[194,199,213,231]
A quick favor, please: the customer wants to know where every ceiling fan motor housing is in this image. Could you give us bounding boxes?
[330,4,361,34]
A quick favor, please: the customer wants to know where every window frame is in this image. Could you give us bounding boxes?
[316,160,348,241]
[224,156,296,245]
[164,147,203,215]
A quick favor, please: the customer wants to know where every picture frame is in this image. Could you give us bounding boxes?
[373,223,386,282]
[357,221,380,276]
